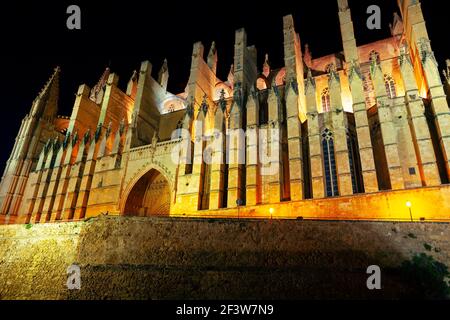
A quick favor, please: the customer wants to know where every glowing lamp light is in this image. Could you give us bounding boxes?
[269,208,275,215]
[406,201,413,222]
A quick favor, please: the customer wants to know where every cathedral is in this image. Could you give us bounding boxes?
[1,0,450,224]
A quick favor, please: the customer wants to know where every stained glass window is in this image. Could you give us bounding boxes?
[384,74,397,99]
[322,129,339,197]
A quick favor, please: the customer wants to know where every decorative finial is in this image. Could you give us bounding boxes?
[83,129,91,144]
[63,131,71,149]
[219,89,227,111]
[337,0,349,12]
[119,118,126,136]
[95,123,102,142]
[263,53,270,77]
[106,121,112,138]
[152,131,158,148]
[304,44,312,67]
[72,130,79,147]
[305,67,316,91]
[209,41,216,54]
[200,94,208,114]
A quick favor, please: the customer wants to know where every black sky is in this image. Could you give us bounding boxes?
[0,0,448,173]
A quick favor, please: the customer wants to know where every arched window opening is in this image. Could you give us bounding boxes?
[322,128,339,197]
[325,63,334,73]
[321,87,331,112]
[256,77,268,91]
[384,74,397,99]
[274,68,286,87]
[124,169,171,216]
[346,131,364,194]
[369,50,381,64]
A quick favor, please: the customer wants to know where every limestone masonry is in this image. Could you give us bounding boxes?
[1,216,449,299]
[1,0,450,224]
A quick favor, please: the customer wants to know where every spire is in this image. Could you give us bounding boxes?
[443,59,450,82]
[369,50,382,77]
[31,66,60,120]
[158,59,169,90]
[38,66,60,99]
[337,0,348,12]
[89,67,110,104]
[305,68,316,94]
[327,63,340,88]
[207,41,218,74]
[337,0,359,63]
[263,53,270,77]
[390,12,404,43]
[126,70,138,98]
[227,64,234,88]
[304,44,312,68]
[219,89,227,112]
[200,94,208,115]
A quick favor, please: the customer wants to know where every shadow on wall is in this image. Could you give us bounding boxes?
[60,216,450,300]
[398,253,450,299]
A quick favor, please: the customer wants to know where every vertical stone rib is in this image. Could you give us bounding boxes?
[371,62,405,190]
[283,15,305,201]
[306,74,325,198]
[246,91,260,206]
[337,0,378,193]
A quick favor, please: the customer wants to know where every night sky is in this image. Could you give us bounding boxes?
[0,0,448,173]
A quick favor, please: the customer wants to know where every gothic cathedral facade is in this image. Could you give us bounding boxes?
[1,0,450,224]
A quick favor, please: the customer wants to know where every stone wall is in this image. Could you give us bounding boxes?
[0,216,449,299]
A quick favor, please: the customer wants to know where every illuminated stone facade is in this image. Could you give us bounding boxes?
[1,0,450,224]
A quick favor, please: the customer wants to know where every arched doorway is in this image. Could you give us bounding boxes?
[124,169,171,216]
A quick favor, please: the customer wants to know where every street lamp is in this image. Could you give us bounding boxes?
[269,207,274,220]
[406,201,413,222]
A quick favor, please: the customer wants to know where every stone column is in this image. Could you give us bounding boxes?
[208,99,226,210]
[26,148,47,223]
[52,136,76,221]
[399,0,450,181]
[227,28,257,208]
[42,143,65,221]
[285,82,304,201]
[74,127,102,220]
[267,87,282,203]
[371,59,405,190]
[419,39,450,181]
[35,141,57,223]
[328,69,353,196]
[193,107,207,210]
[283,14,306,201]
[306,71,325,198]
[61,132,90,220]
[399,47,441,186]
[227,100,245,208]
[246,91,260,206]
[347,62,379,193]
[337,0,378,193]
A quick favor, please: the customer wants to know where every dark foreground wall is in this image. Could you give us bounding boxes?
[0,216,449,300]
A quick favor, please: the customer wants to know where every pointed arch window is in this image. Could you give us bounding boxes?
[321,87,331,112]
[256,77,268,91]
[325,63,335,73]
[322,128,339,197]
[346,131,364,194]
[369,50,381,64]
[384,74,397,99]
